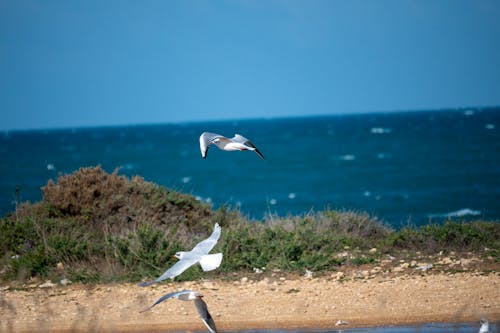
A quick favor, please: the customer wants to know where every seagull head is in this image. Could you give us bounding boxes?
[174,251,188,260]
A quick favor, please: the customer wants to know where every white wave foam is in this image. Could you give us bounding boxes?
[195,195,212,204]
[46,163,55,171]
[376,152,391,159]
[370,127,392,134]
[485,123,495,130]
[181,176,191,184]
[427,208,481,218]
[120,163,136,171]
[288,192,296,199]
[339,154,355,161]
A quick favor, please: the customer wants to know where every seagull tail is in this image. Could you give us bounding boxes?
[199,253,223,272]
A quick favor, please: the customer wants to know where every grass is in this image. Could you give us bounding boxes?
[0,166,499,284]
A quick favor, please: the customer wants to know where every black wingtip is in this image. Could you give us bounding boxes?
[255,149,265,160]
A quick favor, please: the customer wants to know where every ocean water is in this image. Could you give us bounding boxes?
[1,108,499,228]
[243,321,498,332]
[250,321,498,332]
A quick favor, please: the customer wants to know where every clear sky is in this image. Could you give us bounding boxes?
[1,0,500,131]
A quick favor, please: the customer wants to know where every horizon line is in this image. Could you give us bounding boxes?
[3,105,499,133]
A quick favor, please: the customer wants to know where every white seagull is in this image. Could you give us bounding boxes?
[139,223,223,286]
[141,289,218,333]
[479,318,491,333]
[199,132,265,159]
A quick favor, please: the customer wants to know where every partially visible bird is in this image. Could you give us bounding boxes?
[479,318,491,333]
[141,289,217,333]
[199,132,265,159]
[138,223,222,286]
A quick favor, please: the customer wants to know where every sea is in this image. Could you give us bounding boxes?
[245,321,498,332]
[1,108,499,228]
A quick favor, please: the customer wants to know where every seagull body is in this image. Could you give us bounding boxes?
[479,318,491,333]
[199,132,265,159]
[139,223,222,286]
[141,290,218,333]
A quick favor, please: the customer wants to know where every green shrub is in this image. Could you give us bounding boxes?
[0,166,498,284]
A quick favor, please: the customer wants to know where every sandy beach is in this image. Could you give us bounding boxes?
[1,269,499,333]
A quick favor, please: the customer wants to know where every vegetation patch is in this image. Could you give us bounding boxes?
[1,166,498,284]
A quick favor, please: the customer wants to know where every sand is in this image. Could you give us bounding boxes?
[1,269,499,333]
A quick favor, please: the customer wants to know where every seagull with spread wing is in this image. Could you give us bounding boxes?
[479,318,491,333]
[138,223,222,287]
[199,132,265,159]
[141,289,218,333]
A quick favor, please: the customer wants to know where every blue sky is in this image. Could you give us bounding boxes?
[1,0,500,130]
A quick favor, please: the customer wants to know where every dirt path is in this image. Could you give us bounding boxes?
[1,270,499,333]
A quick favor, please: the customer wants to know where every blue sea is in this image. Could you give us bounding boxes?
[1,108,499,228]
[251,321,498,332]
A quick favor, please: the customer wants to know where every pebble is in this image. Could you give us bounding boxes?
[415,264,433,272]
[202,281,216,289]
[60,278,72,286]
[439,257,453,265]
[38,281,56,288]
[258,278,269,286]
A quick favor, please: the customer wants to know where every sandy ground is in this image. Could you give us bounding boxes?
[1,269,499,333]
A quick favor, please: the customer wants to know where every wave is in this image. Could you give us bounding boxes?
[485,123,495,130]
[339,154,356,161]
[427,208,481,218]
[370,127,392,134]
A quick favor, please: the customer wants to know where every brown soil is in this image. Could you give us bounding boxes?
[1,270,499,333]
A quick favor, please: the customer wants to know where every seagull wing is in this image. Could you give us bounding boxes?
[155,257,199,281]
[199,132,225,158]
[232,134,265,159]
[191,223,221,254]
[138,257,199,286]
[140,290,193,312]
[194,297,218,333]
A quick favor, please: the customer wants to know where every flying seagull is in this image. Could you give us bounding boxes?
[141,289,218,333]
[479,318,491,333]
[199,132,265,159]
[139,223,222,287]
